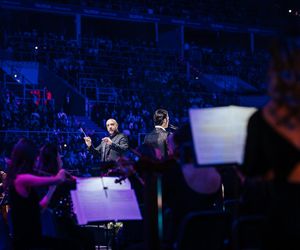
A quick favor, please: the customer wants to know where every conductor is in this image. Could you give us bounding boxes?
[84,119,129,162]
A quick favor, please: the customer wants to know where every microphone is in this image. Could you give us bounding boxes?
[169,124,178,130]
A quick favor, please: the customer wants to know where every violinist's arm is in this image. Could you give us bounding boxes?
[15,169,66,198]
[39,185,57,208]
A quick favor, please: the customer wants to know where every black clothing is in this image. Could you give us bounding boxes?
[162,162,222,242]
[89,132,129,162]
[163,164,221,217]
[243,109,300,180]
[143,127,169,160]
[40,180,95,250]
[242,109,300,249]
[9,186,42,249]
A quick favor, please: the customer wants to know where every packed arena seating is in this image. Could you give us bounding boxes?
[5,32,181,88]
[0,86,108,175]
[2,2,298,250]
[4,31,269,90]
[188,47,270,89]
[0,129,105,175]
[0,30,265,175]
[0,82,237,176]
[0,87,82,131]
[0,8,270,176]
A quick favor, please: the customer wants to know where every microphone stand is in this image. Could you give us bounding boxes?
[168,124,178,131]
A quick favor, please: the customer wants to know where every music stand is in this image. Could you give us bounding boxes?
[189,106,257,209]
[189,105,257,166]
[71,177,142,249]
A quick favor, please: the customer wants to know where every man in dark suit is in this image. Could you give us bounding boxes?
[84,118,129,162]
[143,109,170,160]
[142,109,170,249]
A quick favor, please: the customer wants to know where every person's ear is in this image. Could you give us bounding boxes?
[163,118,167,124]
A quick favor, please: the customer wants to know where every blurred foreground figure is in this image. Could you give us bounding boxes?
[241,20,300,250]
[162,124,222,245]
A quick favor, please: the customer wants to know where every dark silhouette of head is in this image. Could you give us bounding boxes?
[5,138,37,189]
[36,143,61,175]
[172,123,195,163]
[269,19,300,118]
[153,109,169,127]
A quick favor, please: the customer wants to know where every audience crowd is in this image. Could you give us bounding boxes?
[0,30,267,176]
[0,3,298,249]
[4,31,269,91]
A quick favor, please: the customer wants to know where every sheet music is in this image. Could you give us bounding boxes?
[71,178,142,225]
[189,106,257,165]
[76,177,131,191]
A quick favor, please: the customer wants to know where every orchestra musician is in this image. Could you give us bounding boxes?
[4,138,66,250]
[36,143,95,250]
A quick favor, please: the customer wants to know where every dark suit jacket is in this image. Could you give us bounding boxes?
[89,132,129,162]
[143,127,169,160]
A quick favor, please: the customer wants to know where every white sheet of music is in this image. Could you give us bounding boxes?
[75,177,131,191]
[71,177,142,225]
[189,106,257,165]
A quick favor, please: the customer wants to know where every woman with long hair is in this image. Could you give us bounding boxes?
[5,138,66,250]
[36,143,95,250]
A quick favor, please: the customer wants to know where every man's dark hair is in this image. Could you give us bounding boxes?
[153,109,168,126]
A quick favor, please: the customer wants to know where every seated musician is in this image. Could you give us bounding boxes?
[36,143,95,250]
[4,138,67,250]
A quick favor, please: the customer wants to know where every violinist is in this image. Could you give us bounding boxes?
[4,138,66,250]
[36,143,95,250]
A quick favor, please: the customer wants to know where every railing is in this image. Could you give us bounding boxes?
[0,130,149,146]
[0,60,56,104]
[0,130,107,175]
[0,130,106,138]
